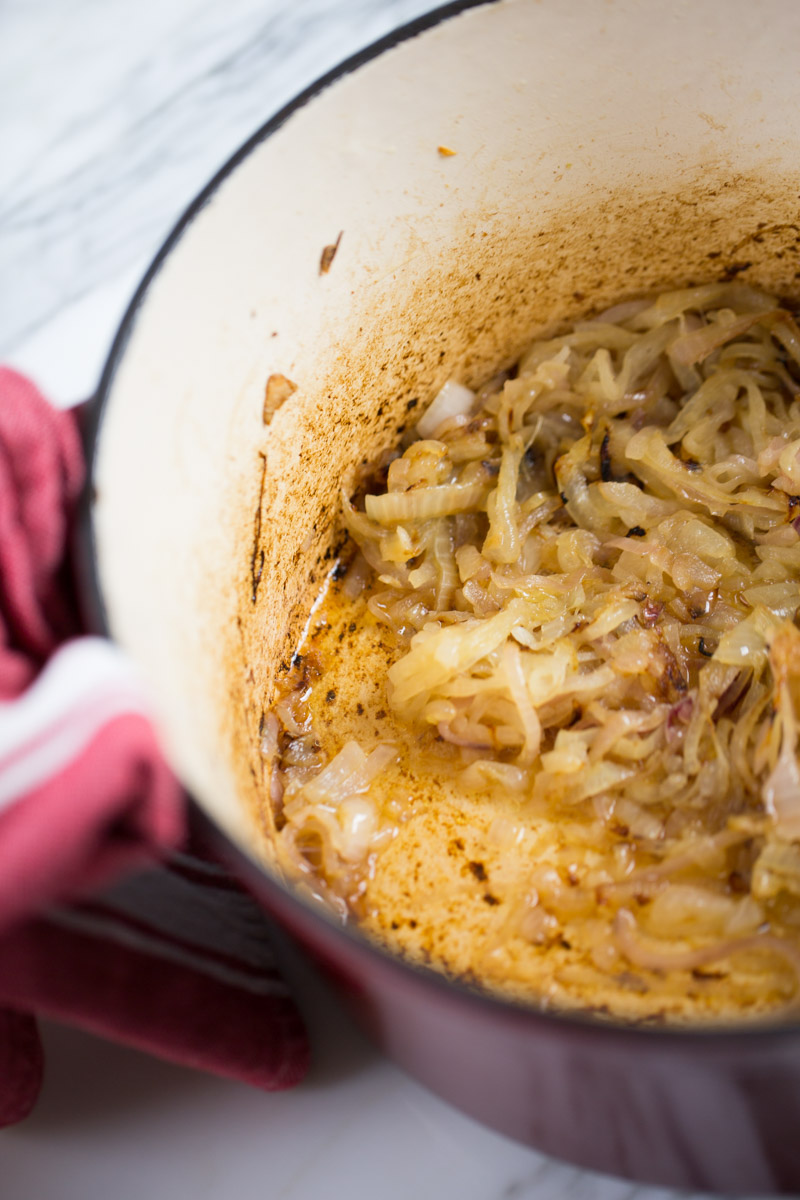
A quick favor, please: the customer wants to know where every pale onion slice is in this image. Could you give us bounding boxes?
[752,841,800,900]
[669,310,781,367]
[743,581,800,619]
[613,909,800,983]
[417,380,476,438]
[460,759,529,792]
[388,598,529,712]
[502,640,541,766]
[365,481,487,524]
[483,441,523,564]
[763,743,800,841]
[302,741,397,807]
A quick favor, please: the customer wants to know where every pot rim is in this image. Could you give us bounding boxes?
[78,0,800,1048]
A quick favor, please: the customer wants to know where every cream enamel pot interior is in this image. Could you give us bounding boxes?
[85,0,800,1190]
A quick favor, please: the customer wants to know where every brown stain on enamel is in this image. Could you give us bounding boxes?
[263,373,297,425]
[220,164,800,971]
[319,231,344,275]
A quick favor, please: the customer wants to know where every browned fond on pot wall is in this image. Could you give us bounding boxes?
[225,167,800,854]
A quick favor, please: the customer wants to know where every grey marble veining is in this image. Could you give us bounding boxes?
[0,0,434,355]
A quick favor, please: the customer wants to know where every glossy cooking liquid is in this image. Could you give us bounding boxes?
[268,573,798,1025]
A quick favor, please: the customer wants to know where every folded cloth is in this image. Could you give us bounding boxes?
[0,367,308,1126]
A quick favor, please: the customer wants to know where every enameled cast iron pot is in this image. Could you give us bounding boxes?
[82,0,800,1190]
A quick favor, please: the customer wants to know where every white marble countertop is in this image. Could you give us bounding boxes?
[0,2,747,1197]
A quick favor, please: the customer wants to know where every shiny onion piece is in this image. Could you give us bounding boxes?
[416,379,476,439]
[268,282,800,1019]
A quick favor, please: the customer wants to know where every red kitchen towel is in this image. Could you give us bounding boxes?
[0,367,309,1126]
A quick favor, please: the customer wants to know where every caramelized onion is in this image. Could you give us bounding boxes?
[613,909,800,988]
[267,283,800,1022]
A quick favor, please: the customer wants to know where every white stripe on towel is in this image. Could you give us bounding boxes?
[0,637,149,810]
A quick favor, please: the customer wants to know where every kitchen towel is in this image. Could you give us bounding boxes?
[0,366,308,1126]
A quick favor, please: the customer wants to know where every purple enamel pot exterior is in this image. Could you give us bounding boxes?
[190,806,800,1194]
[84,0,800,1191]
